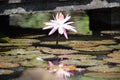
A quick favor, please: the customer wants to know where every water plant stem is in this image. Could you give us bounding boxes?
[56,33,60,46]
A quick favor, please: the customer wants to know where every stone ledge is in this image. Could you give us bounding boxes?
[0,0,120,15]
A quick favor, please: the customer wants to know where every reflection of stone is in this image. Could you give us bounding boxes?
[17,68,55,80]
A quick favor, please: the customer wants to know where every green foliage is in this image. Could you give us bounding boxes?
[18,12,50,28]
[72,15,91,35]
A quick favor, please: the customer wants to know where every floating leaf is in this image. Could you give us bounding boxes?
[103,57,120,64]
[0,69,14,75]
[58,54,96,60]
[4,49,42,56]
[107,50,120,58]
[68,41,98,48]
[0,56,24,62]
[69,40,116,45]
[20,58,48,67]
[36,54,56,60]
[9,39,40,44]
[0,62,19,68]
[0,43,31,47]
[41,48,78,55]
[40,41,68,45]
[84,72,120,78]
[87,65,120,72]
[74,45,113,52]
[109,44,120,50]
[61,60,105,66]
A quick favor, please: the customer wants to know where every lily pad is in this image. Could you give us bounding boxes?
[58,54,96,60]
[0,62,19,68]
[0,69,14,75]
[117,64,120,67]
[103,57,120,64]
[0,56,24,62]
[114,36,120,40]
[20,58,48,67]
[74,45,113,52]
[84,72,120,78]
[0,37,10,43]
[109,44,120,50]
[9,39,40,44]
[40,41,68,45]
[88,40,117,45]
[36,54,56,60]
[107,50,120,58]
[41,48,78,55]
[69,40,116,45]
[60,60,106,66]
[101,31,120,35]
[68,42,98,48]
[16,54,40,60]
[0,43,31,47]
[87,65,120,72]
[4,49,42,55]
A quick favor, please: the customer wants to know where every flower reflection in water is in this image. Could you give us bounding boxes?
[48,61,85,80]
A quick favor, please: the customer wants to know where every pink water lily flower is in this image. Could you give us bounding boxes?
[43,12,77,39]
[48,61,85,80]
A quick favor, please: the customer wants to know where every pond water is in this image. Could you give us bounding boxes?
[0,11,120,80]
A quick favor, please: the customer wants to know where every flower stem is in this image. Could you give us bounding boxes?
[56,33,60,46]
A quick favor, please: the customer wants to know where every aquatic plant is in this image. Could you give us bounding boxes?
[48,61,85,80]
[43,12,77,45]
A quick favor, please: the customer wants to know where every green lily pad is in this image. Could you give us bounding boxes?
[0,37,10,43]
[36,54,56,60]
[103,57,120,64]
[20,58,48,67]
[58,54,96,60]
[16,54,39,60]
[40,41,68,45]
[101,31,120,35]
[0,43,31,47]
[109,44,120,50]
[84,72,120,78]
[41,48,78,55]
[74,45,113,52]
[0,62,19,68]
[88,40,117,45]
[20,34,45,39]
[0,69,14,75]
[114,36,120,40]
[9,39,40,44]
[0,56,24,62]
[4,49,42,55]
[61,60,106,66]
[69,40,116,45]
[68,41,98,48]
[87,65,120,72]
[117,64,120,67]
[107,50,120,58]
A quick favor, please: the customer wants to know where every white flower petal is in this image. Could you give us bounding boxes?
[66,21,74,25]
[56,13,59,20]
[58,26,64,34]
[63,29,68,39]
[44,22,56,26]
[63,15,71,23]
[49,27,58,35]
[43,26,53,30]
[64,25,77,32]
